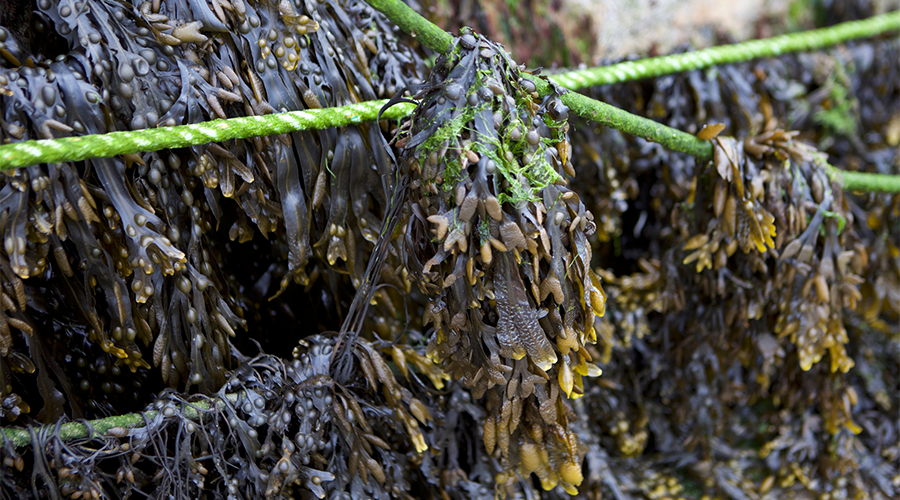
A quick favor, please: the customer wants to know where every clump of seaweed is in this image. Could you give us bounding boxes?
[0,0,427,425]
[0,1,898,499]
[683,129,862,376]
[395,28,605,495]
[0,334,445,499]
[565,29,898,500]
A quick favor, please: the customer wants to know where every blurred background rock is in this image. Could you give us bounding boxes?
[419,0,898,66]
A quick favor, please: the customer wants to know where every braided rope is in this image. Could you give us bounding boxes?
[0,100,413,170]
[0,8,896,185]
[551,11,900,89]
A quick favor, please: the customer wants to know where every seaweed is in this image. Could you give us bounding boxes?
[395,28,605,495]
[564,27,899,500]
[0,0,897,499]
[0,0,427,421]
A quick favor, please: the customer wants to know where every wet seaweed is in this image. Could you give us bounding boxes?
[564,29,899,500]
[0,0,427,423]
[395,28,605,496]
[0,0,897,499]
[0,335,444,499]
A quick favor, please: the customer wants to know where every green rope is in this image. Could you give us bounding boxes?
[0,0,898,454]
[551,11,900,89]
[366,0,453,53]
[0,393,238,448]
[0,0,897,195]
[529,81,900,194]
[0,100,414,170]
[546,78,715,161]
[365,0,714,162]
[364,0,900,193]
[821,160,900,194]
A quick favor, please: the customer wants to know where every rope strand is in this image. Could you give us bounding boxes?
[551,11,900,89]
[0,100,414,170]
